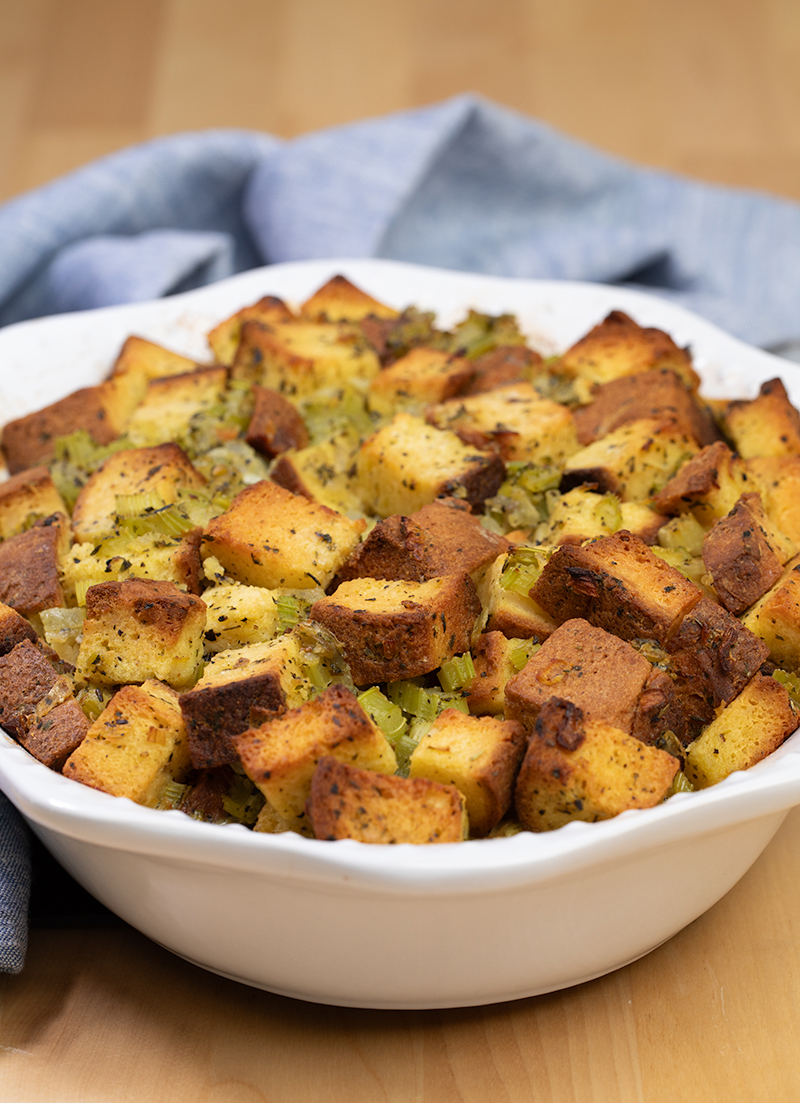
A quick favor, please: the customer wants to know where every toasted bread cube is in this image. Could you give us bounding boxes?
[559,310,698,404]
[531,531,702,645]
[409,709,526,836]
[0,513,71,616]
[244,384,309,458]
[208,295,295,366]
[201,582,281,653]
[702,492,795,614]
[310,574,481,685]
[75,578,206,689]
[108,335,200,412]
[0,639,61,740]
[357,413,505,517]
[0,465,67,540]
[561,418,698,501]
[308,756,467,844]
[1,381,129,474]
[301,275,399,323]
[466,632,540,716]
[71,442,205,542]
[514,698,679,831]
[742,555,800,670]
[62,529,203,604]
[270,432,364,515]
[685,674,797,788]
[427,383,579,466]
[202,479,364,590]
[410,499,510,579]
[723,378,800,459]
[747,455,800,543]
[481,550,559,641]
[537,488,666,546]
[573,368,719,448]
[63,680,191,806]
[179,635,310,768]
[653,441,753,524]
[235,686,397,821]
[505,618,674,743]
[232,319,380,397]
[458,345,542,396]
[367,348,473,416]
[0,601,39,656]
[126,366,229,447]
[22,699,90,770]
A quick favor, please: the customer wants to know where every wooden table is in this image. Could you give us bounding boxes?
[3,1,800,1098]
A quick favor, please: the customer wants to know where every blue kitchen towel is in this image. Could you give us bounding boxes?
[4,92,800,970]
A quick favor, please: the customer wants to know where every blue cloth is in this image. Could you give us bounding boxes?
[5,93,800,970]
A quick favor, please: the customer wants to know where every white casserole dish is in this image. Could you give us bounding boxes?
[2,258,800,1010]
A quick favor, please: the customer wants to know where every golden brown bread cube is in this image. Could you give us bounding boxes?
[504,618,674,744]
[126,366,229,448]
[63,528,203,604]
[409,709,526,836]
[426,383,579,466]
[179,634,310,768]
[514,697,679,831]
[723,378,800,459]
[75,578,206,689]
[559,310,699,404]
[307,755,467,844]
[572,368,719,448]
[21,699,90,771]
[741,555,800,670]
[0,639,61,740]
[244,384,309,458]
[0,601,39,656]
[561,418,698,501]
[684,673,797,787]
[202,479,364,590]
[747,455,800,544]
[466,632,540,716]
[63,680,191,806]
[356,413,505,517]
[652,441,753,523]
[300,274,399,323]
[207,295,295,366]
[0,513,71,616]
[107,335,200,412]
[310,574,481,686]
[458,345,542,396]
[235,685,397,822]
[0,465,67,540]
[701,492,795,614]
[71,442,206,542]
[367,347,474,417]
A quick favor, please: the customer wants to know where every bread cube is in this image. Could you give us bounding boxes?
[108,335,200,412]
[301,274,399,323]
[653,441,753,524]
[514,698,679,831]
[63,680,191,807]
[367,348,473,416]
[561,418,698,501]
[208,295,294,365]
[458,345,542,396]
[71,442,205,542]
[427,383,579,466]
[742,555,800,670]
[466,632,540,716]
[573,368,719,448]
[244,385,309,458]
[559,310,698,404]
[63,528,203,604]
[410,499,510,579]
[409,709,526,836]
[235,685,397,821]
[201,582,280,653]
[0,465,67,540]
[75,578,206,689]
[202,479,364,589]
[685,674,797,787]
[270,432,364,515]
[22,699,90,770]
[723,378,800,459]
[307,756,467,844]
[0,639,61,740]
[126,366,229,448]
[0,513,71,616]
[232,319,380,397]
[357,413,505,517]
[310,574,481,685]
[0,601,39,656]
[747,455,800,543]
[702,492,795,614]
[481,550,559,641]
[179,635,310,768]
[537,488,666,546]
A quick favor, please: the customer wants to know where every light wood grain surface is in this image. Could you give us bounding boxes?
[3,1,800,1099]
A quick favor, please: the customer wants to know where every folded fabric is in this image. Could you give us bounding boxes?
[4,92,800,971]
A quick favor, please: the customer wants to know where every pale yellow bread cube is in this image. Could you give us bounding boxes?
[741,555,800,670]
[367,347,473,416]
[71,442,205,542]
[357,412,505,517]
[747,455,800,544]
[235,685,397,821]
[207,295,295,365]
[310,574,481,685]
[202,479,364,590]
[514,698,679,831]
[201,582,281,653]
[466,632,540,716]
[0,465,67,540]
[537,488,666,546]
[723,378,800,459]
[409,709,526,836]
[480,550,559,641]
[301,274,399,322]
[126,367,229,447]
[308,756,467,844]
[63,679,191,807]
[561,418,698,502]
[63,529,203,605]
[75,578,206,689]
[270,431,364,515]
[685,673,797,788]
[427,383,579,466]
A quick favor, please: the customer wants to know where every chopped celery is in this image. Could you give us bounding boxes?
[159,781,190,810]
[39,606,85,665]
[667,772,695,797]
[115,490,168,518]
[357,686,408,742]
[650,546,711,592]
[773,669,800,709]
[76,685,114,722]
[222,773,265,825]
[499,547,551,596]
[275,593,307,632]
[658,513,707,558]
[117,502,198,538]
[508,639,541,672]
[387,680,439,721]
[437,652,476,693]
